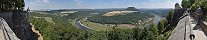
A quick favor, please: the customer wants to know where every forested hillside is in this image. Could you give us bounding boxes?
[140,9,172,17]
[88,12,153,24]
[29,9,175,40]
[185,0,207,20]
[28,1,187,40]
[30,12,81,40]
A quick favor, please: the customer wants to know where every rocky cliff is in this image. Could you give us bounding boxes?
[171,3,186,26]
[0,11,37,40]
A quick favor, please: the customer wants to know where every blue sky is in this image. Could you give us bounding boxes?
[25,0,182,10]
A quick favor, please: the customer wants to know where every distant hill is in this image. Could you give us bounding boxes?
[139,8,172,17]
[103,11,138,16]
[125,7,138,11]
[88,12,153,24]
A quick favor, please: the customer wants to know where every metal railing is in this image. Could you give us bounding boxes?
[182,10,195,40]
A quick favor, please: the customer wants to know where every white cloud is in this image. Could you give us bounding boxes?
[40,0,50,3]
[25,0,55,10]
[34,0,52,3]
[135,0,182,8]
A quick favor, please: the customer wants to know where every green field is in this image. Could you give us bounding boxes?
[81,18,136,31]
[81,18,112,31]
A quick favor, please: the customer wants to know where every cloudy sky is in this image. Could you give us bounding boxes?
[25,0,182,10]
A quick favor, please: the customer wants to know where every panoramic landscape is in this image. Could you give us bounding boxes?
[0,0,207,40]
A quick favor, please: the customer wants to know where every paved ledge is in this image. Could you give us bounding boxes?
[168,16,191,40]
[168,16,207,40]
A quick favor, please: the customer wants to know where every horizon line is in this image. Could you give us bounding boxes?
[26,7,174,10]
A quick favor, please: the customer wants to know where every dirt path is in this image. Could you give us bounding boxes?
[30,23,43,40]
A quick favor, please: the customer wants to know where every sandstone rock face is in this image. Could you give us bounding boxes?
[172,3,186,26]
[175,3,181,9]
[0,12,13,27]
[0,11,37,40]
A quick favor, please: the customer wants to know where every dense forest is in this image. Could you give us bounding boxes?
[28,4,176,40]
[30,13,80,40]
[88,12,153,24]
[181,0,207,12]
[140,9,172,17]
[30,9,174,40]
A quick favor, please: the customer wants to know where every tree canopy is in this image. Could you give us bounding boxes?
[0,0,25,12]
[181,0,195,8]
[88,12,153,24]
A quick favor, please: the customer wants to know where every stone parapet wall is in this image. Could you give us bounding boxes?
[0,11,37,40]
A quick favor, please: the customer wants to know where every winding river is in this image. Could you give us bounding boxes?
[75,15,162,30]
[75,19,88,30]
[153,15,162,25]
